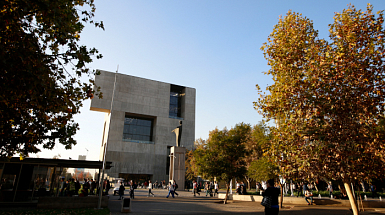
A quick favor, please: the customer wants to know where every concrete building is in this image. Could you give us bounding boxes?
[90,70,196,183]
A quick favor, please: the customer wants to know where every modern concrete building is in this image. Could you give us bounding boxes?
[90,70,196,183]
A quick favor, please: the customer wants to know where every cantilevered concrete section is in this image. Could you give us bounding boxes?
[90,70,196,182]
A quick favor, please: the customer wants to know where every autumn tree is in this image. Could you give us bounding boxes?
[185,149,195,181]
[193,123,249,204]
[243,122,272,190]
[77,171,84,182]
[247,157,277,183]
[246,123,277,183]
[255,4,385,214]
[0,0,103,158]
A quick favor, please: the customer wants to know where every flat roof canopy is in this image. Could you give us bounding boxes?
[1,157,113,169]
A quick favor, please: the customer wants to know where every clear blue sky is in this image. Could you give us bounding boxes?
[35,0,385,161]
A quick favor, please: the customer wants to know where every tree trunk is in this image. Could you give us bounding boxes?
[224,182,230,204]
[245,176,251,190]
[360,181,366,193]
[344,182,359,215]
[313,182,318,191]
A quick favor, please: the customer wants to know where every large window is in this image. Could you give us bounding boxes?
[169,85,185,119]
[169,92,180,118]
[123,116,153,143]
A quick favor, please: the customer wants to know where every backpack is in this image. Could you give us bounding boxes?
[175,183,178,189]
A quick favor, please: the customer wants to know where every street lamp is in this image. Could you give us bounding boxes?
[98,67,118,209]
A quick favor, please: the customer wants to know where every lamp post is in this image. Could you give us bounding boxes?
[98,68,118,209]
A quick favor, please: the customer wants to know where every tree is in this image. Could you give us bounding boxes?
[185,148,196,181]
[243,122,272,190]
[0,0,104,158]
[255,4,385,214]
[185,138,207,182]
[247,157,277,183]
[246,123,277,183]
[77,171,84,182]
[193,123,249,204]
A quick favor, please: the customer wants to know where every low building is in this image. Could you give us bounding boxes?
[0,157,112,202]
[90,70,196,183]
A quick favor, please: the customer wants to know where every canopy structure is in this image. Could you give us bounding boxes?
[1,157,113,169]
[0,157,113,203]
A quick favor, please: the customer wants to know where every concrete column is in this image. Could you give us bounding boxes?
[169,146,185,189]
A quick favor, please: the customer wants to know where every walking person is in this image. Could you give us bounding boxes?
[166,182,175,198]
[297,183,302,197]
[236,181,240,195]
[241,181,246,195]
[371,184,378,199]
[209,181,214,197]
[83,179,90,196]
[173,180,179,196]
[262,179,280,215]
[118,182,125,200]
[291,182,296,196]
[327,181,333,198]
[148,180,155,197]
[205,182,210,197]
[90,179,96,195]
[75,179,80,195]
[106,179,111,195]
[302,182,307,196]
[59,178,66,196]
[214,181,219,197]
[193,180,200,196]
[68,178,76,196]
[130,180,135,199]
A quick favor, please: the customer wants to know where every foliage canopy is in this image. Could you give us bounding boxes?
[246,123,277,182]
[193,123,250,183]
[0,0,103,158]
[255,4,385,183]
[192,123,250,203]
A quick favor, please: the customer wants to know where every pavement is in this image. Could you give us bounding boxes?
[107,189,385,215]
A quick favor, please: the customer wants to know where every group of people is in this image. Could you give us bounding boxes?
[117,180,139,199]
[166,180,179,198]
[114,178,382,215]
[236,181,247,195]
[117,179,180,199]
[59,177,109,197]
[259,179,316,215]
[140,180,167,189]
[260,180,383,215]
[190,180,219,197]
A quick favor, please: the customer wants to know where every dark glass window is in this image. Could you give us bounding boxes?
[169,85,185,118]
[123,116,153,143]
[169,92,180,117]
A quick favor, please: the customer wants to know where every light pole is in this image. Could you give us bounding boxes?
[97,67,118,209]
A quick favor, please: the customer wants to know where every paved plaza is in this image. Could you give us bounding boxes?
[108,189,385,215]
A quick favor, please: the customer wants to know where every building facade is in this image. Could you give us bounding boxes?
[90,70,196,183]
